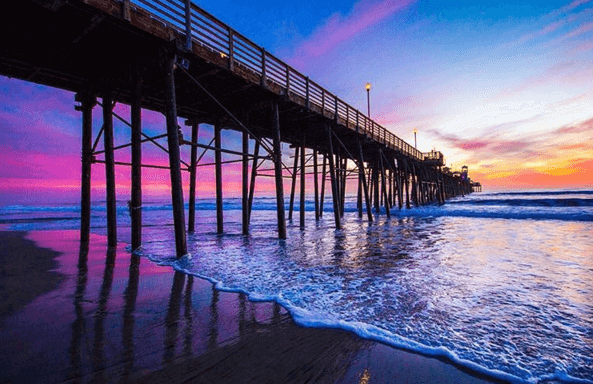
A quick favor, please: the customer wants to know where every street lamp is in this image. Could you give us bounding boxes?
[413,128,417,149]
[365,83,371,118]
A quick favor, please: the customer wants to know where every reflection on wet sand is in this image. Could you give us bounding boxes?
[91,248,116,384]
[183,275,194,358]
[0,230,501,384]
[123,252,141,380]
[208,284,219,352]
[164,271,185,365]
[69,241,88,384]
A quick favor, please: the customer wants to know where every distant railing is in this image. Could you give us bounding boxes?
[423,150,444,165]
[129,0,424,161]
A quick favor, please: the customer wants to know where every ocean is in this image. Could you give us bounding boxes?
[1,189,592,383]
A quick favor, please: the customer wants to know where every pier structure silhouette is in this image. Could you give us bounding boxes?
[1,0,479,256]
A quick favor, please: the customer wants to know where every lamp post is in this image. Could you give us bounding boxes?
[413,128,417,149]
[365,83,371,118]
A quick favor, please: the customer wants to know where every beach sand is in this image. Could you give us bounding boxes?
[0,230,507,384]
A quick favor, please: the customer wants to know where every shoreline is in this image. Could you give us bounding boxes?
[0,230,65,318]
[0,229,509,384]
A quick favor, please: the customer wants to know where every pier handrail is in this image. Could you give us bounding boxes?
[129,0,424,161]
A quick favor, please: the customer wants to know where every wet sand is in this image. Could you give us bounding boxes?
[0,230,507,384]
[0,231,65,317]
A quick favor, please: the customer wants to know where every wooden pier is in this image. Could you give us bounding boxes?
[1,0,479,256]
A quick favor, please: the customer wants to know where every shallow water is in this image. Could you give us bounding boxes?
[2,189,593,383]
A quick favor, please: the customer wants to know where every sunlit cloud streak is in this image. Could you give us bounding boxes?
[287,0,416,68]
[505,1,593,49]
[554,0,592,16]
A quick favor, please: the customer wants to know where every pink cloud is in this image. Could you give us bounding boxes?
[429,129,537,159]
[571,41,593,53]
[557,21,593,42]
[507,20,565,47]
[558,0,592,14]
[506,1,593,48]
[487,60,593,102]
[555,117,593,134]
[458,140,489,150]
[288,0,416,67]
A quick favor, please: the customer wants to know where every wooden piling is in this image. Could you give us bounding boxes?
[373,163,380,213]
[103,94,117,249]
[357,139,373,223]
[319,155,327,217]
[335,152,342,217]
[247,140,260,223]
[340,156,347,217]
[404,160,411,209]
[313,148,320,220]
[326,125,341,230]
[242,130,249,235]
[334,151,341,217]
[131,75,142,251]
[417,166,425,205]
[288,146,299,221]
[411,162,418,207]
[395,158,403,210]
[79,92,95,244]
[188,121,199,232]
[215,122,223,234]
[163,52,187,258]
[379,152,390,218]
[357,170,363,218]
[271,100,287,239]
[385,170,394,206]
[299,140,306,229]
[438,167,445,204]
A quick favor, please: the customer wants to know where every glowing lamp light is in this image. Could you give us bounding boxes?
[365,83,371,118]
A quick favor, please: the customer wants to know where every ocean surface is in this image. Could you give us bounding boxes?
[1,189,592,384]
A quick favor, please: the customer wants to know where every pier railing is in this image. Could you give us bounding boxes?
[128,0,425,161]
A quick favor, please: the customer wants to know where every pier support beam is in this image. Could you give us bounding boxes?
[288,146,299,221]
[373,163,380,213]
[440,170,446,203]
[188,121,199,232]
[271,100,286,239]
[131,75,143,251]
[164,52,187,258]
[340,156,347,217]
[78,92,95,244]
[319,155,326,217]
[411,163,418,207]
[215,122,223,234]
[242,130,249,235]
[379,152,390,218]
[247,140,260,223]
[313,148,320,221]
[357,171,363,218]
[103,94,117,249]
[395,158,403,210]
[357,139,373,223]
[335,151,342,217]
[404,160,411,209]
[327,125,341,229]
[299,138,306,229]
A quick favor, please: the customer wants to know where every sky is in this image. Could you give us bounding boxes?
[1,0,592,204]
